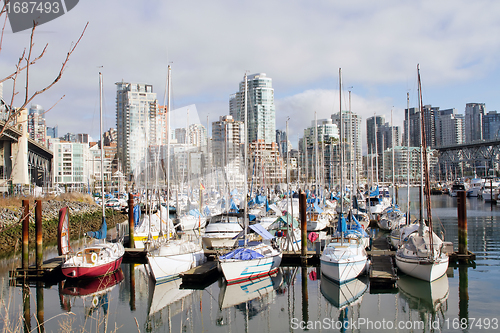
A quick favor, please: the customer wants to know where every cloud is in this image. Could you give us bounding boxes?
[1,0,500,152]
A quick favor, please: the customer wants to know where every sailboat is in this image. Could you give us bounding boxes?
[320,69,368,284]
[395,65,449,282]
[61,72,125,279]
[217,73,282,284]
[146,65,206,283]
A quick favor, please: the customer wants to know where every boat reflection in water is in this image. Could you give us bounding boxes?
[217,270,283,326]
[397,274,449,314]
[320,275,369,309]
[59,268,124,315]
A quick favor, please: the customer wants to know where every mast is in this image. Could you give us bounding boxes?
[417,64,434,253]
[166,65,171,240]
[374,113,379,185]
[406,92,411,225]
[99,72,105,222]
[339,68,344,216]
[243,72,248,246]
[391,108,395,206]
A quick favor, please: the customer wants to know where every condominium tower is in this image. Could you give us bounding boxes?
[115,82,158,178]
[229,73,276,145]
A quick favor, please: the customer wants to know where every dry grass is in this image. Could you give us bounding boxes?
[0,193,97,210]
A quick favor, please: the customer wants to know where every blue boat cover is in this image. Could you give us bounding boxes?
[313,200,324,214]
[133,205,141,227]
[203,205,211,216]
[219,247,264,260]
[87,216,107,239]
[336,213,347,234]
[249,224,274,240]
[188,209,202,217]
[255,195,267,205]
[369,186,380,197]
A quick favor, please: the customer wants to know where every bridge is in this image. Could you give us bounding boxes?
[435,139,500,178]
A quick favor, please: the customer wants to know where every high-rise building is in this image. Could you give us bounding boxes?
[435,108,464,147]
[483,111,500,140]
[51,139,92,191]
[188,123,207,148]
[211,115,244,188]
[276,129,287,158]
[229,73,276,145]
[465,103,485,143]
[332,110,362,177]
[46,126,58,139]
[366,115,385,154]
[28,104,47,146]
[115,82,158,177]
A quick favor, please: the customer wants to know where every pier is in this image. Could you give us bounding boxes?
[367,234,397,292]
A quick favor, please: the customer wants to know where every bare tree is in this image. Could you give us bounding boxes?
[0,1,88,135]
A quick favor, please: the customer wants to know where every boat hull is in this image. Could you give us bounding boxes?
[219,253,282,284]
[62,256,123,279]
[395,254,449,282]
[147,249,206,283]
[320,255,367,283]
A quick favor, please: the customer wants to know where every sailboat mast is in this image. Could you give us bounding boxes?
[166,65,171,238]
[417,64,434,252]
[406,92,411,225]
[339,68,344,214]
[243,72,248,246]
[99,72,105,219]
[391,108,395,206]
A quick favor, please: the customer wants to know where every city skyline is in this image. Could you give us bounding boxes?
[1,1,500,154]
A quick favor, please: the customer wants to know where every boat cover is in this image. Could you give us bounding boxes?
[219,247,264,260]
[87,216,107,239]
[249,224,274,240]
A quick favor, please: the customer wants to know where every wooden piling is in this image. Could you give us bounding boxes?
[22,200,29,270]
[35,200,43,273]
[457,191,467,254]
[299,191,307,265]
[36,281,45,333]
[128,193,135,248]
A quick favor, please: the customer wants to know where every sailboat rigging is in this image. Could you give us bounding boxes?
[61,72,125,279]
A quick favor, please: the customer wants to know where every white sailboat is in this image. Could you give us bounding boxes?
[320,69,368,284]
[218,73,282,284]
[146,65,206,283]
[395,65,449,282]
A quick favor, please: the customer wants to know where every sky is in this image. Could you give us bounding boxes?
[1,0,500,154]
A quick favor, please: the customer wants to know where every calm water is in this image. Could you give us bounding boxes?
[1,188,500,333]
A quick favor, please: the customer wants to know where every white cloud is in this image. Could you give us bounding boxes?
[1,0,500,152]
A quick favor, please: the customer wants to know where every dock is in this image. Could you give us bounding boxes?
[180,261,219,288]
[9,255,65,283]
[368,235,398,292]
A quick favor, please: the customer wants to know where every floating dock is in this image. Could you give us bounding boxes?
[9,255,65,283]
[367,235,398,292]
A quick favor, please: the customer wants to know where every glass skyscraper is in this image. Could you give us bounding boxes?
[229,73,276,145]
[115,82,158,178]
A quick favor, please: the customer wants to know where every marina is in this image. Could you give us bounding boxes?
[1,189,499,332]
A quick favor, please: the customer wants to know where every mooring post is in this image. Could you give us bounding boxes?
[36,281,45,333]
[35,200,43,273]
[129,263,136,311]
[128,193,135,248]
[457,190,467,255]
[299,190,307,265]
[22,199,29,270]
[301,265,309,324]
[23,281,31,333]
